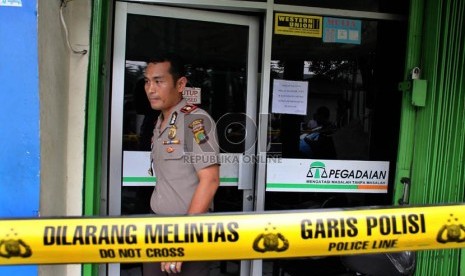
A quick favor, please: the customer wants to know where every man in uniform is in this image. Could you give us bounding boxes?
[142,53,220,275]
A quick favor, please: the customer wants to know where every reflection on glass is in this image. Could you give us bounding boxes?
[266,16,407,275]
[121,14,252,221]
[268,59,372,161]
[265,17,407,214]
[119,12,253,275]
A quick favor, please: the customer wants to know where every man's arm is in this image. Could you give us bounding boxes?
[187,164,220,214]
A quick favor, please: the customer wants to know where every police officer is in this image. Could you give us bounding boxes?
[143,53,220,275]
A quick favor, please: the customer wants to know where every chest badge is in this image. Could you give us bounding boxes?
[189,119,209,144]
[168,125,177,140]
[166,146,175,153]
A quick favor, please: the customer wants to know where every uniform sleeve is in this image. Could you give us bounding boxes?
[184,111,220,172]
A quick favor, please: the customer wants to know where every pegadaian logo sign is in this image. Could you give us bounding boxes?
[306,161,388,181]
[306,161,328,178]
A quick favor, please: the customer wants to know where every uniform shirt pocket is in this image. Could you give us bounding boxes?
[162,144,185,160]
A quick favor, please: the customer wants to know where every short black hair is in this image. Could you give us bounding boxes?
[313,106,330,125]
[146,52,187,82]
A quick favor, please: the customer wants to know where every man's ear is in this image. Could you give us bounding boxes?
[177,76,188,92]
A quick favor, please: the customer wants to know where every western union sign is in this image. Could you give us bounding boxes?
[1,204,465,265]
[275,13,322,37]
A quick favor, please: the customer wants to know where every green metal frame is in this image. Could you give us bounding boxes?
[83,0,111,275]
[393,0,424,206]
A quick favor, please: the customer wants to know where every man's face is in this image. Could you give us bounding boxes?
[144,61,186,112]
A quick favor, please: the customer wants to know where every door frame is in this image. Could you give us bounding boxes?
[109,2,260,275]
[102,1,408,276]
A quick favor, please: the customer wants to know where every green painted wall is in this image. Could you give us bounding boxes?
[397,0,465,274]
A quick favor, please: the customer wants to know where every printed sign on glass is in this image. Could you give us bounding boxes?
[275,13,322,38]
[323,17,361,45]
[266,158,389,193]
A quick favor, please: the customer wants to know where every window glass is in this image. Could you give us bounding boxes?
[266,17,407,210]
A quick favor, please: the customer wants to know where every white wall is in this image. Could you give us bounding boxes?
[38,0,91,275]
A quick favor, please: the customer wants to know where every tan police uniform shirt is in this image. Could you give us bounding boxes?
[150,99,219,215]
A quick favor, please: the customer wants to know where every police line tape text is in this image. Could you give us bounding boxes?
[328,239,398,251]
[301,213,426,239]
[41,214,426,253]
[99,247,185,259]
[43,222,239,246]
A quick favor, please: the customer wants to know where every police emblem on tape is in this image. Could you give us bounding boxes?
[436,214,465,244]
[253,223,289,253]
[0,230,32,259]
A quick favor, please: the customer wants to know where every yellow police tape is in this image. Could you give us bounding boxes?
[1,204,464,265]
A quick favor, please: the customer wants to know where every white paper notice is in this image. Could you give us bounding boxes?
[272,79,308,115]
[183,87,201,104]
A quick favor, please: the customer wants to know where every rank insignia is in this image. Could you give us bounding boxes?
[189,119,208,144]
[180,104,197,114]
[169,112,178,125]
[168,125,177,140]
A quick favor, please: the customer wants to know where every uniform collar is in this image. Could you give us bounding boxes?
[156,98,188,130]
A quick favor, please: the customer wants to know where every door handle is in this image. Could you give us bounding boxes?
[398,177,411,205]
[238,154,253,190]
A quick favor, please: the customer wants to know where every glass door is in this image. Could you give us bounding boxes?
[109,2,259,275]
[263,13,407,275]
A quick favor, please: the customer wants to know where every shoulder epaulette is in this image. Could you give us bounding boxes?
[180,104,198,114]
